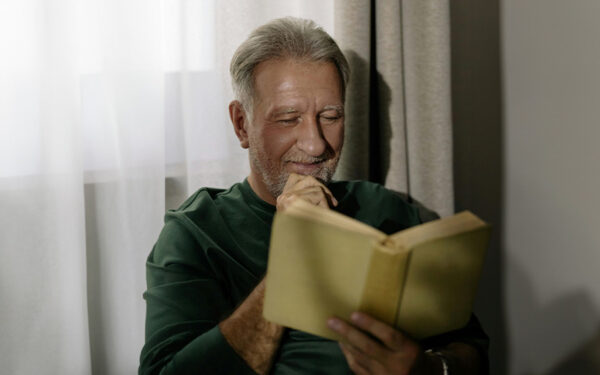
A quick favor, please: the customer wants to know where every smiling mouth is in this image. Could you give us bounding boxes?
[287,160,325,174]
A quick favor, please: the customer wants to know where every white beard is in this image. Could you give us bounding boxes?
[248,141,340,198]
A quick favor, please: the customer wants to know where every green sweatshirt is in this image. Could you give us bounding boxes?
[139,179,488,374]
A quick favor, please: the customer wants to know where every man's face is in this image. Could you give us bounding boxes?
[244,58,345,200]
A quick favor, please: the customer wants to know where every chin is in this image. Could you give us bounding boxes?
[285,159,338,182]
[302,167,336,185]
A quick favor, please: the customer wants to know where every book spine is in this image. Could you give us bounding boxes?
[357,244,410,327]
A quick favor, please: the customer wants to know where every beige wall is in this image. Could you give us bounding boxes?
[503,0,600,374]
[452,1,600,373]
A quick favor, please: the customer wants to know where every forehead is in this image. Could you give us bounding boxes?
[252,58,342,107]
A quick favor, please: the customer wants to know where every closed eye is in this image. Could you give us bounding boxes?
[277,117,300,125]
[319,115,342,124]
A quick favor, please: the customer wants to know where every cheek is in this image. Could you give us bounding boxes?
[324,125,344,152]
[261,127,297,158]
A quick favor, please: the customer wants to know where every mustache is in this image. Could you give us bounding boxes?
[285,157,327,164]
[283,149,336,164]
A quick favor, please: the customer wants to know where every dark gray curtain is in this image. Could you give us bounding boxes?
[333,0,454,217]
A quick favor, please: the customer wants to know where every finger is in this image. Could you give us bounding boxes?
[307,186,337,207]
[297,185,337,208]
[285,187,336,209]
[289,176,334,200]
[282,173,303,192]
[339,343,371,375]
[340,342,382,373]
[317,195,329,209]
[276,192,298,212]
[318,185,338,207]
[328,317,386,359]
[284,175,338,207]
[350,312,408,351]
[292,174,321,188]
[284,173,319,192]
[307,190,331,210]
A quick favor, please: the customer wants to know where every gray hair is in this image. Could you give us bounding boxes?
[230,17,350,114]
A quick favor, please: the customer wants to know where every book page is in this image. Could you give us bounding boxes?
[389,211,488,249]
[284,199,387,242]
[263,212,380,341]
[395,226,490,339]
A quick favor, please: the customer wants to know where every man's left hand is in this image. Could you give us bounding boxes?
[327,312,437,375]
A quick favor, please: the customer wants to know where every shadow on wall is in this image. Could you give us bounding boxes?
[339,49,393,184]
[546,328,600,375]
[449,1,506,374]
[508,258,600,375]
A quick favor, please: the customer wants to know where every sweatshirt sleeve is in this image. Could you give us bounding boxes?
[139,215,257,375]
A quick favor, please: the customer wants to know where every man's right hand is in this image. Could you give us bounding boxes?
[276,173,338,211]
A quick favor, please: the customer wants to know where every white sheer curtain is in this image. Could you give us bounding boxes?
[0,1,334,374]
[0,1,453,374]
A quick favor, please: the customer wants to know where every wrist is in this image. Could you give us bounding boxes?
[424,349,450,375]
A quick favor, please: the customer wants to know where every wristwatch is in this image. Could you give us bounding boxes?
[425,349,450,375]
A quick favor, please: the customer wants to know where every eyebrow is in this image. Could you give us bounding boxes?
[320,105,344,115]
[271,108,300,116]
[271,105,345,117]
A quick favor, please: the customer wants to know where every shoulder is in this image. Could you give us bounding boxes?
[149,184,243,267]
[164,183,244,228]
[329,180,414,212]
[330,180,399,199]
[329,180,439,232]
[169,184,238,216]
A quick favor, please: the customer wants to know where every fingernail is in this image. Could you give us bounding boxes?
[351,312,361,323]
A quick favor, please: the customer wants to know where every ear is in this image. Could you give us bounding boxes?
[229,100,250,149]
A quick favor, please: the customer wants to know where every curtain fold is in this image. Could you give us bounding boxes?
[0,1,454,373]
[334,0,454,217]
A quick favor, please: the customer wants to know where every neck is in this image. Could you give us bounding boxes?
[247,173,277,206]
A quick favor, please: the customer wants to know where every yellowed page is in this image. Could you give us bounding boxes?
[263,211,380,341]
[390,211,486,249]
[395,226,490,339]
[284,199,386,241]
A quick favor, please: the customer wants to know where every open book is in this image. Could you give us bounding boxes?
[263,199,490,341]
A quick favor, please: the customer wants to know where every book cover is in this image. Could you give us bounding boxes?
[263,200,490,341]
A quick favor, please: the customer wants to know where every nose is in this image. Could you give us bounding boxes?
[295,116,327,157]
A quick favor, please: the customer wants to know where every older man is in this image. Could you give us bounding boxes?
[140,17,488,375]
